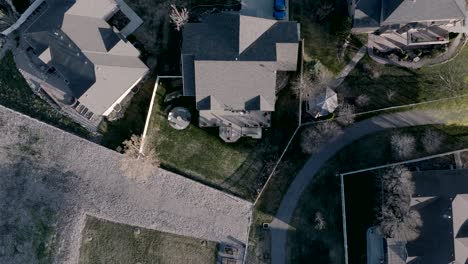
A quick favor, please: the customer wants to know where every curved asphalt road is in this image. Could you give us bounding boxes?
[270,110,457,264]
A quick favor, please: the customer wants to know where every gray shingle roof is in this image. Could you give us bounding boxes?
[182,13,299,112]
[23,0,148,115]
[354,0,467,29]
[382,0,466,25]
[405,169,468,264]
[194,61,277,111]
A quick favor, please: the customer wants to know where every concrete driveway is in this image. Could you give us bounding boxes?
[240,0,289,20]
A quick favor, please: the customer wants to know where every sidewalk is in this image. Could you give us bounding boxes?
[330,46,367,88]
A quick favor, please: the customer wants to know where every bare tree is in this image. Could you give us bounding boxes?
[301,121,343,155]
[314,211,327,231]
[355,94,370,107]
[362,64,381,79]
[379,205,422,242]
[391,133,415,159]
[119,135,159,181]
[293,64,333,101]
[169,4,189,31]
[336,103,356,126]
[0,7,16,31]
[378,166,421,242]
[438,63,465,95]
[386,89,396,101]
[421,129,444,154]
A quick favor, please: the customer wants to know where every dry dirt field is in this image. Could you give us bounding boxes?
[0,105,252,264]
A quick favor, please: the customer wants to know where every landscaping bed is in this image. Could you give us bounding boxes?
[79,216,218,264]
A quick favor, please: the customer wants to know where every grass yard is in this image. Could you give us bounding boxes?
[0,52,90,138]
[79,217,217,264]
[342,46,468,112]
[145,79,298,200]
[291,0,362,74]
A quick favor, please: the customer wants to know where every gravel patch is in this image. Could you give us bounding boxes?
[0,105,253,264]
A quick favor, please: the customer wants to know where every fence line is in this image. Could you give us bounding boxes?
[301,93,468,127]
[139,76,182,154]
[340,147,468,176]
[340,173,349,264]
[339,147,468,264]
[253,38,305,206]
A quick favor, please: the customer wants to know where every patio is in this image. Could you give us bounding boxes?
[370,26,450,52]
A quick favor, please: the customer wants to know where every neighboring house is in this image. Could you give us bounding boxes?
[17,0,148,128]
[382,169,468,264]
[348,0,468,46]
[181,13,300,142]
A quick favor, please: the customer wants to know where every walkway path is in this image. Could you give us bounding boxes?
[270,109,462,264]
[330,45,367,88]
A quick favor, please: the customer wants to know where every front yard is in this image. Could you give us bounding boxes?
[144,79,298,200]
[79,216,218,264]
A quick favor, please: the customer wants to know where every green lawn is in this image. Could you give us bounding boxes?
[79,217,217,264]
[145,79,298,200]
[0,52,90,138]
[291,0,361,74]
[343,46,468,112]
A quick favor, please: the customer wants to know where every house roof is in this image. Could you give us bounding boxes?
[382,0,466,25]
[307,87,338,117]
[194,61,276,111]
[404,169,468,264]
[353,0,466,29]
[23,0,148,115]
[182,13,299,112]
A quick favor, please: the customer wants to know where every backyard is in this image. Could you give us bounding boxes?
[79,216,218,264]
[341,46,468,112]
[0,52,90,138]
[144,79,299,200]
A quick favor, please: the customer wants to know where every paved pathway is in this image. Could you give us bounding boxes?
[270,109,461,264]
[330,46,367,88]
